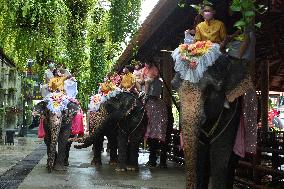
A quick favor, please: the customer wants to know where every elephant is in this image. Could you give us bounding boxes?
[172,54,254,189]
[33,99,80,172]
[88,111,118,166]
[73,92,147,171]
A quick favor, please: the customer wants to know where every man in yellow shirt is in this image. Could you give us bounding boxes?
[195,5,227,44]
[48,69,72,93]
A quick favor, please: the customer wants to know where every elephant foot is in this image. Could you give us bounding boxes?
[64,160,69,166]
[47,167,52,173]
[158,164,167,169]
[54,164,67,171]
[115,167,126,172]
[91,158,102,166]
[126,166,139,171]
[109,160,117,166]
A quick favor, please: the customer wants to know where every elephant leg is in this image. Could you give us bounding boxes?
[44,128,51,168]
[117,130,128,170]
[107,131,118,165]
[65,140,72,166]
[54,122,71,171]
[196,141,210,189]
[209,102,241,189]
[91,137,104,166]
[127,131,141,170]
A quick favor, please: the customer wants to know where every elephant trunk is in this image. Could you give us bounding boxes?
[179,82,203,189]
[73,135,95,149]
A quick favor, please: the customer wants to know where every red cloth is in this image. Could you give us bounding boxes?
[71,109,84,135]
[38,117,45,138]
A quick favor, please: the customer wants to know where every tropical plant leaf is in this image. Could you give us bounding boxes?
[244,10,255,17]
[255,22,262,28]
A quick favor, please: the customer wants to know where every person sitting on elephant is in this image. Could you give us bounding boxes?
[194,5,227,44]
[110,71,121,87]
[133,62,145,92]
[194,4,231,109]
[120,65,139,94]
[48,69,73,93]
[41,61,55,97]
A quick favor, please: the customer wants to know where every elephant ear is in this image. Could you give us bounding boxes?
[67,101,80,116]
[33,101,47,114]
[224,58,253,102]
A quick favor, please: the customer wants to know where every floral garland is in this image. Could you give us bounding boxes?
[89,80,122,112]
[44,92,70,113]
[178,40,213,70]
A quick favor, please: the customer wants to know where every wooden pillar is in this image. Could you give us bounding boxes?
[261,59,269,132]
[161,52,173,107]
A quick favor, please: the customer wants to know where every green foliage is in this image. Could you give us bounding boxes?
[230,0,267,30]
[0,0,142,110]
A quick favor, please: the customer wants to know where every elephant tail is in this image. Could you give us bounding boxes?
[69,135,94,149]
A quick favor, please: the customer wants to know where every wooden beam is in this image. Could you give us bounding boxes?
[161,52,173,107]
[261,59,269,132]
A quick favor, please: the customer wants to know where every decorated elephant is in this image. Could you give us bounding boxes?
[172,54,255,189]
[73,92,147,171]
[33,93,80,172]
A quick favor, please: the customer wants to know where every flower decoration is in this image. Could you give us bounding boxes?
[44,92,70,113]
[179,40,213,69]
[99,80,116,96]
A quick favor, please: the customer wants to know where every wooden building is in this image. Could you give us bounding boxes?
[0,49,23,143]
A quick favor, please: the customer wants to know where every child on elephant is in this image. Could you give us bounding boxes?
[120,65,139,94]
[48,69,73,93]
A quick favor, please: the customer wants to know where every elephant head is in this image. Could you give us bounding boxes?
[72,92,145,149]
[172,54,254,189]
[33,99,80,172]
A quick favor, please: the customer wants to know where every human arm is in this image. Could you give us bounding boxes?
[194,25,202,42]
[239,33,250,59]
[219,22,227,42]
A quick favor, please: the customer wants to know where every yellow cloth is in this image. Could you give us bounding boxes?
[121,73,136,90]
[100,81,115,94]
[48,76,68,92]
[195,19,227,43]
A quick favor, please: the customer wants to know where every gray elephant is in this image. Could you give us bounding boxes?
[33,99,80,172]
[72,92,147,171]
[172,55,254,189]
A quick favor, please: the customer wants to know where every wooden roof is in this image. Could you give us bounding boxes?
[0,48,16,68]
[116,0,284,91]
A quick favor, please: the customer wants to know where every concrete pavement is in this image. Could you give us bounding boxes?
[19,144,186,189]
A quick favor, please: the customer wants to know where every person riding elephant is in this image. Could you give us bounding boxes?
[171,3,257,189]
[71,92,147,172]
[33,97,80,172]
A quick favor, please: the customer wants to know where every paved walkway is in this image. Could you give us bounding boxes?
[0,136,43,176]
[18,143,186,189]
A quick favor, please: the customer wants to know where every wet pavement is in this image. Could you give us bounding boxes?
[16,142,186,189]
[0,136,43,176]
